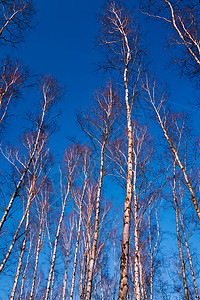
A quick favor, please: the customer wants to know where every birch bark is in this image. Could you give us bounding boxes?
[99,3,142,298]
[44,183,70,300]
[0,77,56,232]
[10,211,30,300]
[85,106,113,298]
[173,164,189,300]
[29,219,43,300]
[145,82,200,221]
[70,170,87,300]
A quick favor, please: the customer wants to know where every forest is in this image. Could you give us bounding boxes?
[0,0,200,299]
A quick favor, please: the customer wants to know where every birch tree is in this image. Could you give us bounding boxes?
[141,0,200,82]
[9,141,52,300]
[29,185,51,300]
[78,82,119,299]
[144,79,200,221]
[110,122,163,299]
[0,58,29,133]
[60,212,76,300]
[44,144,79,300]
[168,156,199,299]
[69,145,92,300]
[0,75,62,233]
[0,0,35,46]
[98,2,146,298]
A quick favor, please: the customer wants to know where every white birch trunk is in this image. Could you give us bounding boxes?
[79,238,89,299]
[10,211,30,300]
[29,221,43,300]
[118,7,133,299]
[119,74,133,300]
[0,99,48,232]
[148,91,200,220]
[69,206,82,299]
[50,270,55,300]
[85,91,113,299]
[133,155,140,300]
[173,165,189,300]
[62,257,69,300]
[179,203,199,299]
[44,183,70,300]
[19,236,33,300]
[138,250,145,300]
[0,184,35,274]
[69,172,87,300]
[85,140,106,300]
[62,224,74,300]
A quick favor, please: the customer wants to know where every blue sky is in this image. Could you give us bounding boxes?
[0,0,197,204]
[1,0,195,161]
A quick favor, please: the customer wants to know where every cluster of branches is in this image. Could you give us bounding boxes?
[0,1,200,300]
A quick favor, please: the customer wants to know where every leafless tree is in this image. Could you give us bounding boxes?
[60,212,76,300]
[98,2,146,298]
[0,57,30,133]
[29,185,51,300]
[0,129,53,276]
[0,75,62,233]
[9,140,52,300]
[68,145,92,300]
[110,121,163,299]
[167,158,200,299]
[172,162,189,300]
[144,79,200,221]
[0,0,35,46]
[140,0,200,82]
[44,155,74,300]
[78,82,119,299]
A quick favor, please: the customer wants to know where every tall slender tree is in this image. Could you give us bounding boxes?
[99,2,146,298]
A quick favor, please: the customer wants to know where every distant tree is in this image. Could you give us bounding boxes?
[0,0,35,46]
[44,148,74,300]
[144,79,200,221]
[29,185,51,300]
[0,76,62,287]
[78,82,119,300]
[140,0,200,82]
[169,159,199,299]
[9,134,52,300]
[0,75,62,234]
[0,57,30,133]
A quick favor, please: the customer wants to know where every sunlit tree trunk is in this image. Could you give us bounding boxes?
[69,154,88,300]
[29,220,43,300]
[0,76,60,232]
[178,184,199,299]
[10,210,30,300]
[45,183,70,300]
[148,207,160,300]
[83,86,115,300]
[138,250,145,300]
[173,163,189,300]
[19,234,33,300]
[62,215,75,300]
[145,80,200,221]
[0,182,35,274]
[133,153,140,300]
[98,3,142,298]
[85,141,107,300]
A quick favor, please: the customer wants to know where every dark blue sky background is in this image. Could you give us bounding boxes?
[2,0,195,159]
[0,0,196,164]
